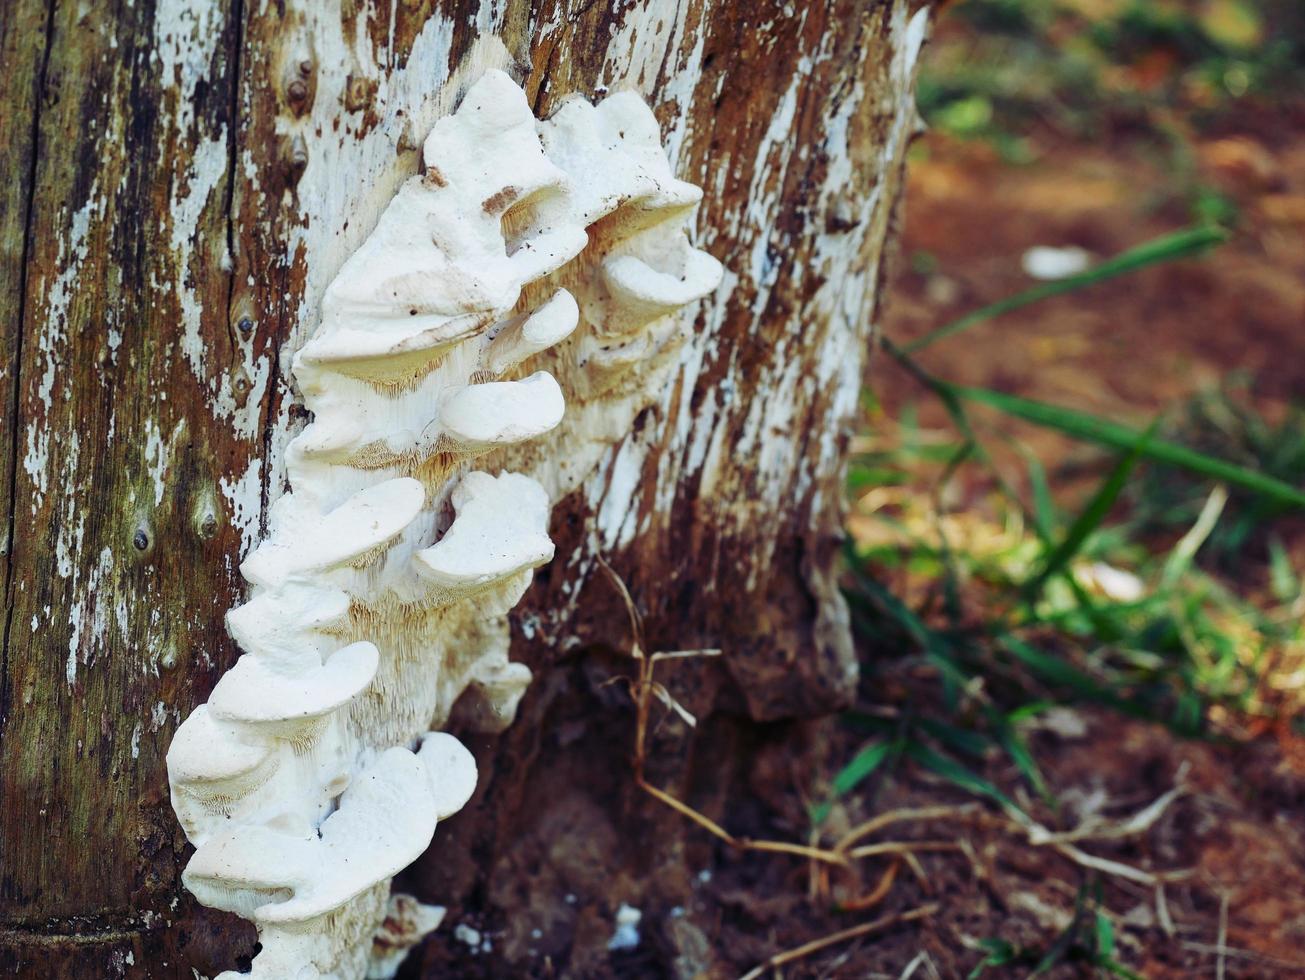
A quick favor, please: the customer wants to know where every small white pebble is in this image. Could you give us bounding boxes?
[1021,245,1093,281]
[1084,561,1145,602]
[454,924,482,950]
[606,903,642,952]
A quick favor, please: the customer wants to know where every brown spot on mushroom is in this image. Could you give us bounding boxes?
[482,185,521,215]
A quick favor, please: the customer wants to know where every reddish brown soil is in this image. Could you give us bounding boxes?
[879,108,1305,468]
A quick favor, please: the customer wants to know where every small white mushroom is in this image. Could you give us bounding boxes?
[460,660,534,735]
[369,895,450,979]
[503,225,591,284]
[224,582,351,668]
[207,641,380,737]
[601,249,724,334]
[438,372,565,454]
[167,706,277,841]
[292,413,366,460]
[297,307,496,386]
[414,471,553,603]
[484,288,579,376]
[241,478,425,589]
[168,706,274,794]
[417,731,478,819]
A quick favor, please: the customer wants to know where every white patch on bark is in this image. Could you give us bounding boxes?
[219,457,264,559]
[170,135,228,384]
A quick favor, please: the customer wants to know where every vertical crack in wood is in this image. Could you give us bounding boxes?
[221,0,246,364]
[0,0,57,833]
[221,0,282,544]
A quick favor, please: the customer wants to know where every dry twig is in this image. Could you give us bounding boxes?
[597,556,854,868]
[835,804,980,855]
[736,904,940,980]
[838,860,900,912]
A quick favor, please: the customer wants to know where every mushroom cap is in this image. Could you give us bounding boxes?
[167,705,272,785]
[225,582,351,668]
[241,478,425,588]
[208,641,380,729]
[414,471,553,593]
[486,288,579,376]
[417,731,477,819]
[184,745,452,924]
[439,372,565,449]
[602,249,724,318]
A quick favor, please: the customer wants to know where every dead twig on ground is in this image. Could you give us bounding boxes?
[1216,889,1229,980]
[597,556,852,869]
[1015,780,1193,886]
[1023,783,1187,846]
[835,804,981,855]
[838,861,900,913]
[846,840,965,861]
[737,904,941,980]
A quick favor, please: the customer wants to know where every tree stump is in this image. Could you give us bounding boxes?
[0,1,930,975]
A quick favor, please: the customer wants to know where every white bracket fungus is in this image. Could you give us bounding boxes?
[167,68,722,979]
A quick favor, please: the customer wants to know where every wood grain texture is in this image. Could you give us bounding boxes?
[0,1,929,975]
[1,0,250,974]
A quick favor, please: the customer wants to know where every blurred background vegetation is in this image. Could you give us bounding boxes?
[812,1,1305,973]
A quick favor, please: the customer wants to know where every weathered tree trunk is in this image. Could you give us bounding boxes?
[0,1,929,976]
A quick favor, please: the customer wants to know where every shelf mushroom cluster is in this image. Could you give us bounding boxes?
[167,69,722,979]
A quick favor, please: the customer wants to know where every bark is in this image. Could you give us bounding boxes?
[0,1,929,976]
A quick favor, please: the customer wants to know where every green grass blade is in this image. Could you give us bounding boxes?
[1024,450,1057,539]
[843,549,975,700]
[810,739,897,825]
[1031,884,1090,976]
[947,385,1305,508]
[904,740,1024,818]
[1099,960,1146,980]
[831,740,894,795]
[967,939,1019,979]
[995,719,1052,804]
[1268,535,1300,604]
[999,635,1138,714]
[919,717,992,759]
[1021,419,1158,604]
[1095,910,1115,959]
[902,225,1227,354]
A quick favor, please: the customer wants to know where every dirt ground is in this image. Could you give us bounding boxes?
[880,104,1305,469]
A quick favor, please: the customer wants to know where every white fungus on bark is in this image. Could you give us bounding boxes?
[166,68,722,979]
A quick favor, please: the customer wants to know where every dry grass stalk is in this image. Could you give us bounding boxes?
[736,903,940,980]
[597,556,852,869]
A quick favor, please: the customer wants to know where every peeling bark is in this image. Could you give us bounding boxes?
[0,1,929,976]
